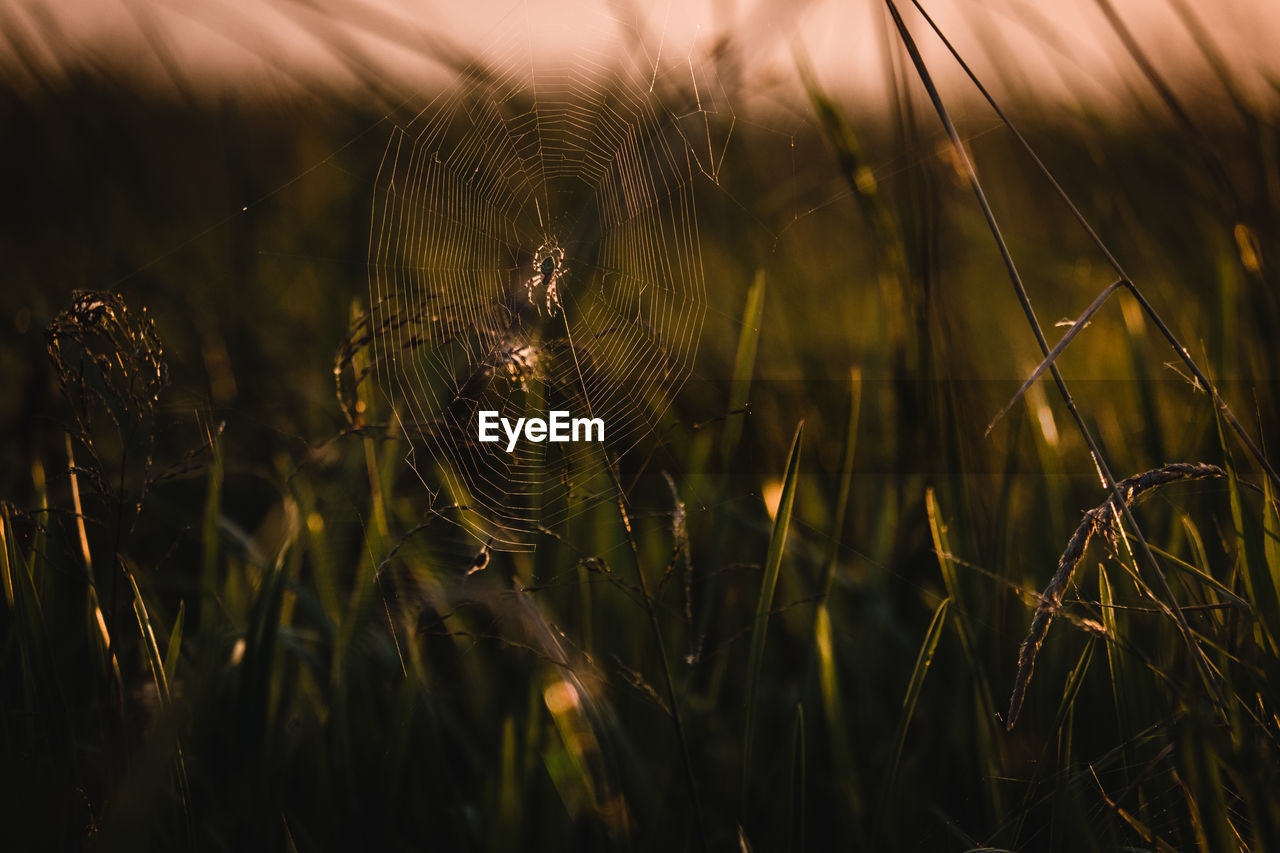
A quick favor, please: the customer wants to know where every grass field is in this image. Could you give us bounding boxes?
[3,2,1280,850]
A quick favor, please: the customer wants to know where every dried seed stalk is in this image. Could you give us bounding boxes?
[1007,462,1225,730]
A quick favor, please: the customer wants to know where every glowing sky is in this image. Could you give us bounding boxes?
[2,0,1276,113]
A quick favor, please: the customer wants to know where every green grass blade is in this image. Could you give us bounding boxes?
[882,596,951,823]
[794,43,909,323]
[1090,765,1179,853]
[1178,720,1238,853]
[293,478,340,630]
[926,489,1003,821]
[1149,542,1250,613]
[0,505,13,610]
[723,270,765,462]
[201,427,223,633]
[126,565,191,828]
[788,704,806,853]
[1181,516,1213,585]
[496,715,520,850]
[8,511,50,716]
[1216,409,1279,651]
[1099,563,1138,791]
[164,600,184,687]
[241,560,289,743]
[811,369,862,826]
[743,420,803,807]
[1263,477,1280,619]
[1051,639,1095,740]
[127,566,170,704]
[819,368,862,598]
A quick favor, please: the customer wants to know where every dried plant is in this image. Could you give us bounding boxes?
[1006,462,1226,730]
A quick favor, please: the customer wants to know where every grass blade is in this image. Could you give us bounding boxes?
[723,270,765,462]
[787,704,806,853]
[1098,563,1137,787]
[802,370,864,836]
[1091,765,1179,853]
[743,420,804,807]
[607,458,707,849]
[0,504,14,610]
[882,596,951,822]
[1263,477,1280,623]
[126,564,191,828]
[164,600,184,686]
[201,426,223,633]
[1050,638,1095,740]
[819,368,862,599]
[984,279,1125,436]
[127,566,171,705]
[1217,410,1280,651]
[926,489,1003,821]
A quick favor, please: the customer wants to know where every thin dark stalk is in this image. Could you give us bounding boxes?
[606,462,707,851]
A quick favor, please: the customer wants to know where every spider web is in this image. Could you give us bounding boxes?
[365,11,728,550]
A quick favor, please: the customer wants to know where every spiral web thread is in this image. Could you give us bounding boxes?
[366,12,726,550]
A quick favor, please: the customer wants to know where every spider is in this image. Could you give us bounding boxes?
[525,241,568,317]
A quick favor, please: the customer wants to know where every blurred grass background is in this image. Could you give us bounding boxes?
[3,1,1280,850]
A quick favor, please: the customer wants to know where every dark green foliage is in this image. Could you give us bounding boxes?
[3,8,1280,850]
